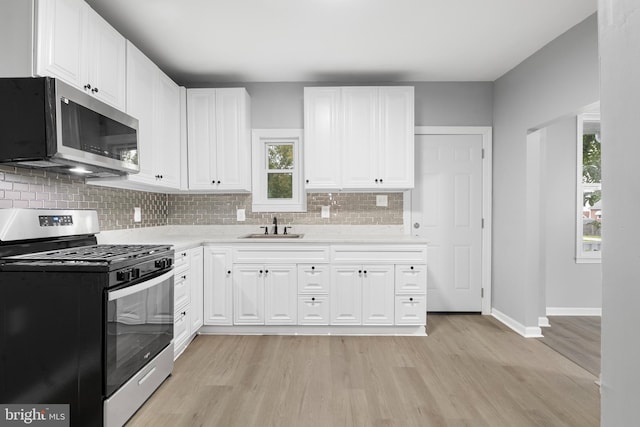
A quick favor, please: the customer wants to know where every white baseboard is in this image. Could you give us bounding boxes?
[492,308,543,338]
[546,307,602,316]
[538,316,550,327]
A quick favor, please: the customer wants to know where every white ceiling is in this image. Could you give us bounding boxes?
[86,0,597,86]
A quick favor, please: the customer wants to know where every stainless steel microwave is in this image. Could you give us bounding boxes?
[0,77,139,177]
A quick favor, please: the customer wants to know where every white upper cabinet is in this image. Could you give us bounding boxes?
[152,69,182,188]
[303,86,415,191]
[341,87,380,189]
[187,88,251,192]
[303,87,342,190]
[378,87,415,188]
[90,42,182,190]
[36,0,126,110]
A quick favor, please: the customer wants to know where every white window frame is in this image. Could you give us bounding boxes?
[251,129,306,212]
[576,113,602,263]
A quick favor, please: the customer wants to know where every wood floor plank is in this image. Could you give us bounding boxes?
[539,316,601,376]
[126,314,599,427]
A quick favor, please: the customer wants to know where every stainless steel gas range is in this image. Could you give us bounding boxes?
[0,209,174,427]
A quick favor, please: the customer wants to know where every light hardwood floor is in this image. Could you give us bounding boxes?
[539,316,601,377]
[127,314,599,427]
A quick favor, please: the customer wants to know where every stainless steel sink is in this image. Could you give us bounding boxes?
[240,233,304,239]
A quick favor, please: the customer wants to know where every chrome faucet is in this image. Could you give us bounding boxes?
[273,216,278,235]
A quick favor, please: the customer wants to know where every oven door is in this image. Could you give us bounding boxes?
[105,269,174,397]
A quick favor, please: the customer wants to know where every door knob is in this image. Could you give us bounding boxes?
[413,222,420,229]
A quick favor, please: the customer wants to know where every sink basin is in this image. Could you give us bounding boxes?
[240,233,304,239]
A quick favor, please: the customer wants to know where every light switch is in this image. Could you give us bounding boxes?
[376,195,388,207]
[237,208,246,221]
[321,205,330,218]
[134,207,141,222]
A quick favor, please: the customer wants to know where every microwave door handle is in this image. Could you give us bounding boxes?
[108,270,173,301]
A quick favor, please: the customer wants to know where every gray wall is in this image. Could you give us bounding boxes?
[543,116,601,309]
[492,14,599,328]
[0,0,35,77]
[195,82,494,128]
[599,1,640,424]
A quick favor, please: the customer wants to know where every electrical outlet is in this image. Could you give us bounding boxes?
[134,207,141,222]
[376,195,388,207]
[321,205,330,218]
[237,208,246,221]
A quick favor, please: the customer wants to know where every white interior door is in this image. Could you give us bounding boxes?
[412,134,484,312]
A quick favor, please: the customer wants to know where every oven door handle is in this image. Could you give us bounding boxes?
[108,270,174,301]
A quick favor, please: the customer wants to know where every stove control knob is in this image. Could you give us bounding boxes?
[117,270,132,281]
[131,268,141,279]
[154,258,172,269]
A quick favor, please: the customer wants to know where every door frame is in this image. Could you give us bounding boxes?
[407,126,493,315]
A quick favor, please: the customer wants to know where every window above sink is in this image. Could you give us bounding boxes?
[251,129,306,212]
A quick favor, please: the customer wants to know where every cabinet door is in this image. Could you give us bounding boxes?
[187,89,217,190]
[341,87,379,189]
[215,88,251,191]
[362,265,394,325]
[86,8,126,110]
[36,0,87,87]
[303,87,342,190]
[330,265,362,324]
[379,87,414,189]
[189,247,204,332]
[203,247,233,325]
[125,41,156,182]
[233,264,264,325]
[153,70,181,188]
[264,264,297,325]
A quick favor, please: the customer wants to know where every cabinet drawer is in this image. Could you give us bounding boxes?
[395,265,427,294]
[233,246,329,263]
[331,245,427,263]
[297,264,330,294]
[174,269,191,311]
[298,296,330,325]
[395,295,426,325]
[173,308,190,350]
[174,249,191,270]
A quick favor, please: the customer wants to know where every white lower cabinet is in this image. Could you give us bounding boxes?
[233,264,265,325]
[395,295,426,325]
[394,264,427,325]
[173,247,204,359]
[330,266,362,324]
[173,308,191,352]
[362,265,395,325]
[297,264,330,325]
[203,247,233,325]
[233,264,297,325]
[331,264,394,325]
[200,244,427,334]
[264,265,297,325]
[298,295,330,325]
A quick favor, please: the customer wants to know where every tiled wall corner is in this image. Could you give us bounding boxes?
[0,165,168,230]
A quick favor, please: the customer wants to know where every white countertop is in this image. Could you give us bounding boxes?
[97,225,428,251]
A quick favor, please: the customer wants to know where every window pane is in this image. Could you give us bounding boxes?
[268,144,294,170]
[267,173,293,199]
[581,121,601,254]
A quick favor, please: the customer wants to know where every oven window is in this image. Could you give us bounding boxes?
[105,274,173,397]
